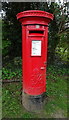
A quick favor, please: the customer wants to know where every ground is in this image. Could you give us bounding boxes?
[2,65,68,119]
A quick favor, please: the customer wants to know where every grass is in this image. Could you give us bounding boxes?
[2,82,37,118]
[2,65,68,118]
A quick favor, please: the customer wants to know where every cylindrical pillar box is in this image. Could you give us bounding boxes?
[16,10,54,112]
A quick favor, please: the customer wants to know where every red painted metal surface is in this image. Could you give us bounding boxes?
[16,10,54,95]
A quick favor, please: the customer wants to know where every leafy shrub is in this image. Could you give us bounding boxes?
[2,67,22,80]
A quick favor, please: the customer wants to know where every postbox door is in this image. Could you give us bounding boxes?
[28,34,47,95]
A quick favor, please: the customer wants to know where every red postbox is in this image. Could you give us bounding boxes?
[16,10,53,112]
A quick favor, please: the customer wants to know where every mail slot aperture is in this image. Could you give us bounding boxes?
[29,30,44,35]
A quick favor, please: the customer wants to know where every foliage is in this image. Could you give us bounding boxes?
[2,2,69,118]
[2,65,68,118]
[2,67,22,80]
[2,2,41,59]
[2,2,69,63]
[56,32,69,62]
[2,57,22,80]
[2,20,11,56]
[47,65,69,75]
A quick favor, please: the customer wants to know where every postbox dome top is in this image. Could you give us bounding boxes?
[16,10,54,21]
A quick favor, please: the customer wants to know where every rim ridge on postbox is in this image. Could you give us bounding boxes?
[16,10,54,25]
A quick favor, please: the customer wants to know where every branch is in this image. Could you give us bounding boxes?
[2,79,21,83]
[58,27,69,35]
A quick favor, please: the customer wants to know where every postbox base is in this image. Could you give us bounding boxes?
[22,91,46,113]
